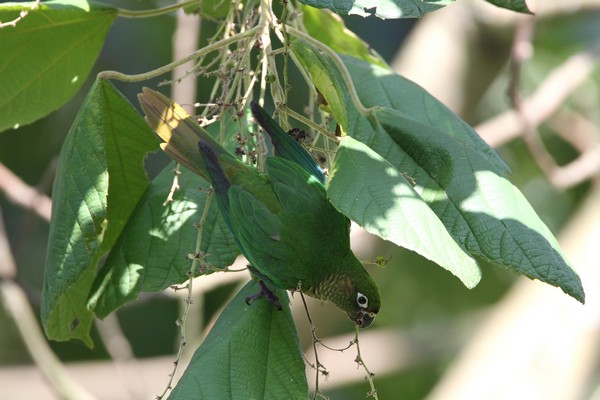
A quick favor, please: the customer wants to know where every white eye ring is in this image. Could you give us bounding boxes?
[356,292,368,308]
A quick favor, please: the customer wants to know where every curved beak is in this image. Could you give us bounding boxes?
[353,311,377,328]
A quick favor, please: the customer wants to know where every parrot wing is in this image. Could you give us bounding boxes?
[250,102,326,184]
[227,184,306,289]
[227,156,351,291]
[266,157,350,257]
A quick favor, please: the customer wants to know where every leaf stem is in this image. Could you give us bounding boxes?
[114,0,199,19]
[283,26,372,117]
[0,210,96,400]
[97,26,260,83]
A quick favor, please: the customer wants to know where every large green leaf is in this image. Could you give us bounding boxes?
[88,163,240,318]
[370,107,584,302]
[0,0,116,132]
[88,98,250,317]
[293,42,584,302]
[42,79,158,345]
[296,0,450,18]
[169,281,308,400]
[328,136,482,288]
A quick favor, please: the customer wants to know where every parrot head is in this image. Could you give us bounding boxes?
[312,257,381,328]
[344,278,381,328]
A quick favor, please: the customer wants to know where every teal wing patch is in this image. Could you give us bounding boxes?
[266,157,351,257]
[265,157,324,213]
[251,102,326,183]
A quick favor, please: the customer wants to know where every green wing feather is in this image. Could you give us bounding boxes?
[250,102,326,183]
[227,157,351,291]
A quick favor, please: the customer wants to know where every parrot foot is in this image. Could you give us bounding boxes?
[245,280,282,311]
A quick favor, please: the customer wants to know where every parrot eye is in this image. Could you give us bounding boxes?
[356,292,368,308]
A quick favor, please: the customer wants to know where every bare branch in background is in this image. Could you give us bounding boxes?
[549,111,600,188]
[485,21,600,190]
[94,315,149,400]
[0,0,40,29]
[0,163,52,222]
[426,183,600,400]
[508,17,560,178]
[0,209,96,400]
[476,40,600,148]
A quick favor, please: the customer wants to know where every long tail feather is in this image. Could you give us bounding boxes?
[198,139,231,207]
[138,88,227,180]
[250,102,326,183]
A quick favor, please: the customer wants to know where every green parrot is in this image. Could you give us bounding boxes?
[138,88,381,327]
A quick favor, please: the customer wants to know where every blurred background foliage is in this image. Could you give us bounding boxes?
[1,0,599,399]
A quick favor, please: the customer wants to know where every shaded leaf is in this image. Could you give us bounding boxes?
[88,163,240,318]
[292,40,508,177]
[89,96,249,318]
[349,0,450,18]
[42,79,158,345]
[341,55,510,176]
[0,0,116,132]
[169,281,308,400]
[371,107,584,302]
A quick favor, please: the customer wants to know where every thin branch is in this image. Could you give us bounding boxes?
[0,209,96,400]
[285,107,339,142]
[97,26,259,83]
[115,0,199,19]
[476,39,600,148]
[508,17,559,178]
[353,326,378,399]
[300,293,329,400]
[157,190,213,400]
[0,0,40,29]
[163,165,181,206]
[0,163,51,222]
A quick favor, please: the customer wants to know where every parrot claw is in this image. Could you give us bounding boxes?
[245,280,282,311]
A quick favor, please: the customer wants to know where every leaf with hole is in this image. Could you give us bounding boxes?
[42,79,158,345]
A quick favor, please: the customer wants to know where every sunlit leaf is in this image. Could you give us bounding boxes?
[88,163,240,318]
[0,0,116,132]
[42,79,158,345]
[328,136,482,288]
